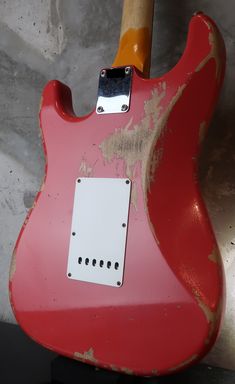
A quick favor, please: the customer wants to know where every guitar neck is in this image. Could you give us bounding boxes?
[112,0,154,78]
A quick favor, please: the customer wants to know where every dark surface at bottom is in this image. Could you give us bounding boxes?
[51,357,235,384]
[0,321,56,384]
[0,321,234,384]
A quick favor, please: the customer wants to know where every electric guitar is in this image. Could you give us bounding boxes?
[9,0,226,376]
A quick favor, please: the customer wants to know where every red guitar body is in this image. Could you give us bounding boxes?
[10,14,225,376]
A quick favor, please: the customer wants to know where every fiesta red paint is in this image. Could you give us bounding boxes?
[10,14,225,376]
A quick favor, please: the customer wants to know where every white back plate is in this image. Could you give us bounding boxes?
[67,178,131,287]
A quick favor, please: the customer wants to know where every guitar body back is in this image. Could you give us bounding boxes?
[10,14,225,376]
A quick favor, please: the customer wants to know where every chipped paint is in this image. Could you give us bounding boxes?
[100,83,186,206]
[199,121,207,144]
[168,354,198,372]
[9,249,16,282]
[144,84,186,197]
[121,367,134,375]
[79,159,93,177]
[110,364,118,372]
[193,290,215,324]
[130,182,138,210]
[40,180,46,192]
[191,288,217,345]
[193,289,222,345]
[28,199,37,211]
[196,24,223,80]
[74,347,97,363]
[23,216,30,229]
[208,247,220,264]
[149,148,163,184]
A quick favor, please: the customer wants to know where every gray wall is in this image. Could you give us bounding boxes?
[0,0,235,371]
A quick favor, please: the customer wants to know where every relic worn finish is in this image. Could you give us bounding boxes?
[9,12,225,376]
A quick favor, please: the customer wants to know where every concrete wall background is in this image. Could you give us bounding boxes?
[0,0,235,371]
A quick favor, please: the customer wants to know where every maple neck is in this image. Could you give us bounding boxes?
[112,0,154,78]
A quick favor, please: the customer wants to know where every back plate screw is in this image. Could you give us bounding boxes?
[121,104,128,112]
[97,106,104,113]
[125,66,131,75]
[101,69,106,77]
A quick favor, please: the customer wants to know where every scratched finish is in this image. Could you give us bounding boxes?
[0,0,235,373]
[9,13,225,376]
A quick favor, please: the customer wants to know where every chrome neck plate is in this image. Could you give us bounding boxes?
[96,66,132,115]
